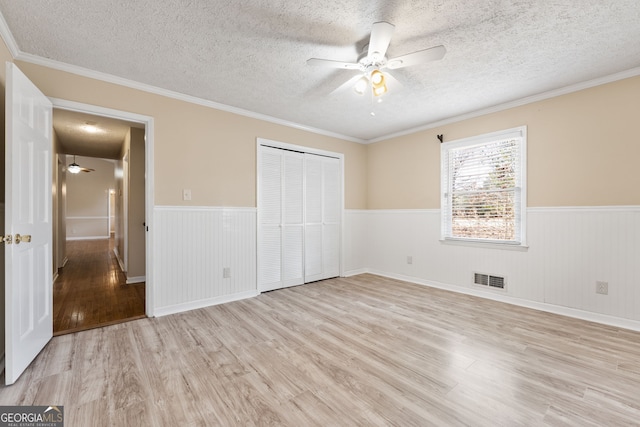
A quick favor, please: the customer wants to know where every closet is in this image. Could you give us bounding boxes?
[258,143,341,292]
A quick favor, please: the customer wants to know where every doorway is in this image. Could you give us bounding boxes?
[51,101,154,334]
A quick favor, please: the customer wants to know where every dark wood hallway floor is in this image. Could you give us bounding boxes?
[53,238,145,335]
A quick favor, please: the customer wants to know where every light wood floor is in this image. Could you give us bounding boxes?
[53,238,145,335]
[3,274,640,425]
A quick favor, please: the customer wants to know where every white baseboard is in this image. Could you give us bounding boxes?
[126,276,145,284]
[67,236,110,241]
[154,290,260,317]
[52,271,59,284]
[61,257,69,268]
[364,269,640,333]
[343,268,368,277]
[113,247,125,273]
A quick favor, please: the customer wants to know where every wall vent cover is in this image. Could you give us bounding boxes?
[474,272,506,290]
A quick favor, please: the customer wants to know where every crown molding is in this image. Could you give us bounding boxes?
[0,10,19,57]
[1,10,638,146]
[1,13,359,146]
[15,52,366,144]
[367,66,640,144]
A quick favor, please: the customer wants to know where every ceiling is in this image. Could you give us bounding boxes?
[53,109,143,159]
[2,1,640,142]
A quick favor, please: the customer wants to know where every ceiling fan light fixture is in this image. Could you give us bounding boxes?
[370,70,384,85]
[354,77,368,95]
[68,163,81,174]
[373,84,387,97]
[370,70,387,96]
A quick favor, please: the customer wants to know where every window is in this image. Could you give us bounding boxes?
[441,126,526,245]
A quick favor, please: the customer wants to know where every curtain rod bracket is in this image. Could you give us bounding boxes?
[437,134,443,143]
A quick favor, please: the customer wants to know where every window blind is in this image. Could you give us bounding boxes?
[442,127,525,244]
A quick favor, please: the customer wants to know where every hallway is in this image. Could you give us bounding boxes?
[53,239,145,335]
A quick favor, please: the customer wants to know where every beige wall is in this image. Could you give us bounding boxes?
[52,131,59,273]
[127,127,146,279]
[367,75,640,209]
[56,154,66,268]
[115,153,124,266]
[13,61,368,209]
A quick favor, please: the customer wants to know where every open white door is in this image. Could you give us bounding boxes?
[4,63,53,385]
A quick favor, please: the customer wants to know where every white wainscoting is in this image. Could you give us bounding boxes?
[153,206,258,316]
[343,209,371,276]
[345,207,640,331]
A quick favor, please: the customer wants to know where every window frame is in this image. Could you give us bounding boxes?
[440,126,527,249]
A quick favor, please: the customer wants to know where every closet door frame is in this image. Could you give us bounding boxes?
[256,138,344,291]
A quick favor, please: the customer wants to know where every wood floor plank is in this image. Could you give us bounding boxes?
[53,238,145,335]
[2,273,640,425]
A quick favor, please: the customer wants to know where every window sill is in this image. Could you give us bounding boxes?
[439,238,529,252]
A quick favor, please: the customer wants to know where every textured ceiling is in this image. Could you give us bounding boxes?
[2,1,640,141]
[53,109,142,159]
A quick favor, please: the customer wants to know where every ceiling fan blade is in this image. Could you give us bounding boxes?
[306,58,360,70]
[386,45,446,70]
[368,21,395,61]
[80,167,95,173]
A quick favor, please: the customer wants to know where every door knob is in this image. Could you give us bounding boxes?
[1,235,12,244]
[14,234,31,244]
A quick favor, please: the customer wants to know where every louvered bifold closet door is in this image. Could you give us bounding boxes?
[321,156,341,280]
[258,147,305,291]
[304,154,341,283]
[281,151,305,287]
[258,147,283,291]
[304,154,324,282]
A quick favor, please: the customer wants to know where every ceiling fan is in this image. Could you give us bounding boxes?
[67,155,94,174]
[307,21,446,97]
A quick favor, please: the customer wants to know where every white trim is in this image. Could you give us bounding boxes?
[154,205,257,212]
[441,125,527,246]
[256,138,346,288]
[440,125,527,149]
[52,272,59,284]
[126,276,145,284]
[365,270,640,333]
[50,98,153,125]
[439,238,529,252]
[0,12,19,58]
[113,247,125,273]
[18,53,365,144]
[67,235,110,241]
[257,138,344,159]
[355,206,640,214]
[61,256,69,268]
[2,8,637,146]
[368,66,640,143]
[528,205,640,213]
[49,98,156,317]
[366,209,438,215]
[154,290,259,317]
[343,268,368,277]
[1,7,637,146]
